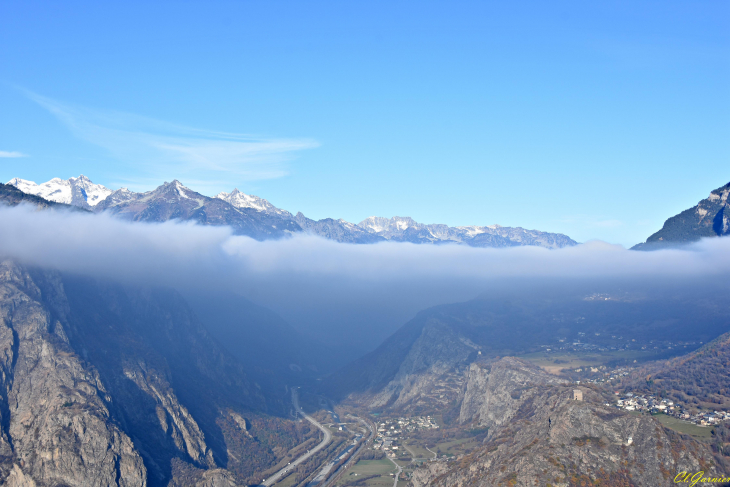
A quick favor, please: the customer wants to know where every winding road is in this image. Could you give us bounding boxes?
[386,456,402,487]
[262,387,332,486]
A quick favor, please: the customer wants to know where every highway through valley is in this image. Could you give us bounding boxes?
[318,415,375,487]
[262,388,332,486]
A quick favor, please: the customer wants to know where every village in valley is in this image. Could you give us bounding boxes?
[611,392,730,427]
[372,416,440,455]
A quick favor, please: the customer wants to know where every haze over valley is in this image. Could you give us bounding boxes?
[1,2,727,485]
[1,174,730,485]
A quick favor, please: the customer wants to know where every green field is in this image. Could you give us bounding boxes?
[335,459,396,487]
[403,442,434,460]
[651,413,713,439]
[392,458,410,468]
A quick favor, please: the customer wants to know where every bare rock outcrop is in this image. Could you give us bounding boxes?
[0,260,147,486]
[362,321,475,411]
[412,367,722,487]
[459,357,567,429]
[0,260,305,486]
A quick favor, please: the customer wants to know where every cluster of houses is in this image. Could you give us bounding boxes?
[613,392,730,426]
[375,416,439,436]
[372,416,439,454]
[614,393,675,413]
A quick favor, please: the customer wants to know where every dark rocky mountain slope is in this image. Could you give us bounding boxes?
[0,261,316,486]
[633,181,730,250]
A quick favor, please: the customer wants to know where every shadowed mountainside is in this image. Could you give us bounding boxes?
[0,261,316,486]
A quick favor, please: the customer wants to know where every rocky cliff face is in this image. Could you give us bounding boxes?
[363,322,476,412]
[633,181,730,250]
[0,261,147,486]
[0,260,312,486]
[411,359,723,487]
[459,358,567,429]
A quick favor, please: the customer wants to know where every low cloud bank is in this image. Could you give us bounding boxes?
[1,205,728,349]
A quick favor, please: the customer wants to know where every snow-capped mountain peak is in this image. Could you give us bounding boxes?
[162,180,193,199]
[6,175,112,208]
[215,188,291,218]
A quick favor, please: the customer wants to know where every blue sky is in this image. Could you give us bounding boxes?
[0,1,727,246]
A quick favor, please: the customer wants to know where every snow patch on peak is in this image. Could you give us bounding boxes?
[6,178,36,190]
[359,216,422,234]
[8,177,72,204]
[8,175,112,207]
[155,180,192,199]
[456,226,487,237]
[215,189,291,217]
[357,217,386,233]
[173,181,191,199]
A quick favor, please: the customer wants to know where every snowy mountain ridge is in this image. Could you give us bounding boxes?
[7,175,112,209]
[6,175,577,248]
[357,215,576,248]
[215,188,293,218]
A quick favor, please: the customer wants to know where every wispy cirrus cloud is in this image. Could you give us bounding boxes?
[0,151,28,158]
[24,90,319,182]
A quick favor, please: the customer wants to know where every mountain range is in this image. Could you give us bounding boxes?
[6,176,577,248]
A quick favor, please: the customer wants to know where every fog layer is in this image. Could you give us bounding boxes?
[1,205,728,351]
